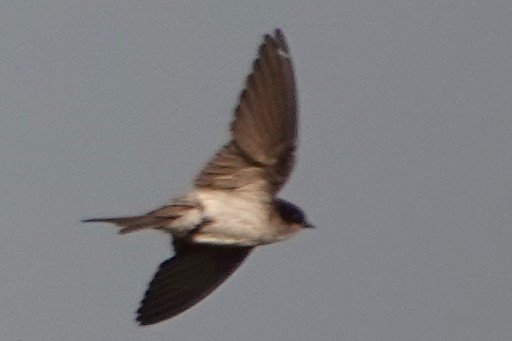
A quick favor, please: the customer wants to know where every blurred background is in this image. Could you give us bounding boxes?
[1,1,511,340]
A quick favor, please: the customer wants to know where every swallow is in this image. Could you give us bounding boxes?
[83,28,313,326]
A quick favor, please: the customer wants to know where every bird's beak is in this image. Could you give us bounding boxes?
[304,222,315,229]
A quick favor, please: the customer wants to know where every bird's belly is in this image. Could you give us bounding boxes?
[191,190,269,246]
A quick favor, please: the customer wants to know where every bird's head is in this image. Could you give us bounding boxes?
[275,199,314,230]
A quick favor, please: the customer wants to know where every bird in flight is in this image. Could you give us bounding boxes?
[83,28,312,326]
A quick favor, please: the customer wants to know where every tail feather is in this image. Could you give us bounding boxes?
[82,215,177,234]
[82,203,195,234]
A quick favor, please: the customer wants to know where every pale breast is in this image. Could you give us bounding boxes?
[191,188,271,246]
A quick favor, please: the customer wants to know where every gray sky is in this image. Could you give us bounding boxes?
[1,1,512,340]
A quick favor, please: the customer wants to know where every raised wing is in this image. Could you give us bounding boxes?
[137,242,252,325]
[195,29,298,195]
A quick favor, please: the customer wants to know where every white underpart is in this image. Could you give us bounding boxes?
[190,189,271,246]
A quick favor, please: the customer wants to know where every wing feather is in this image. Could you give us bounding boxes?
[195,29,298,195]
[136,242,252,325]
